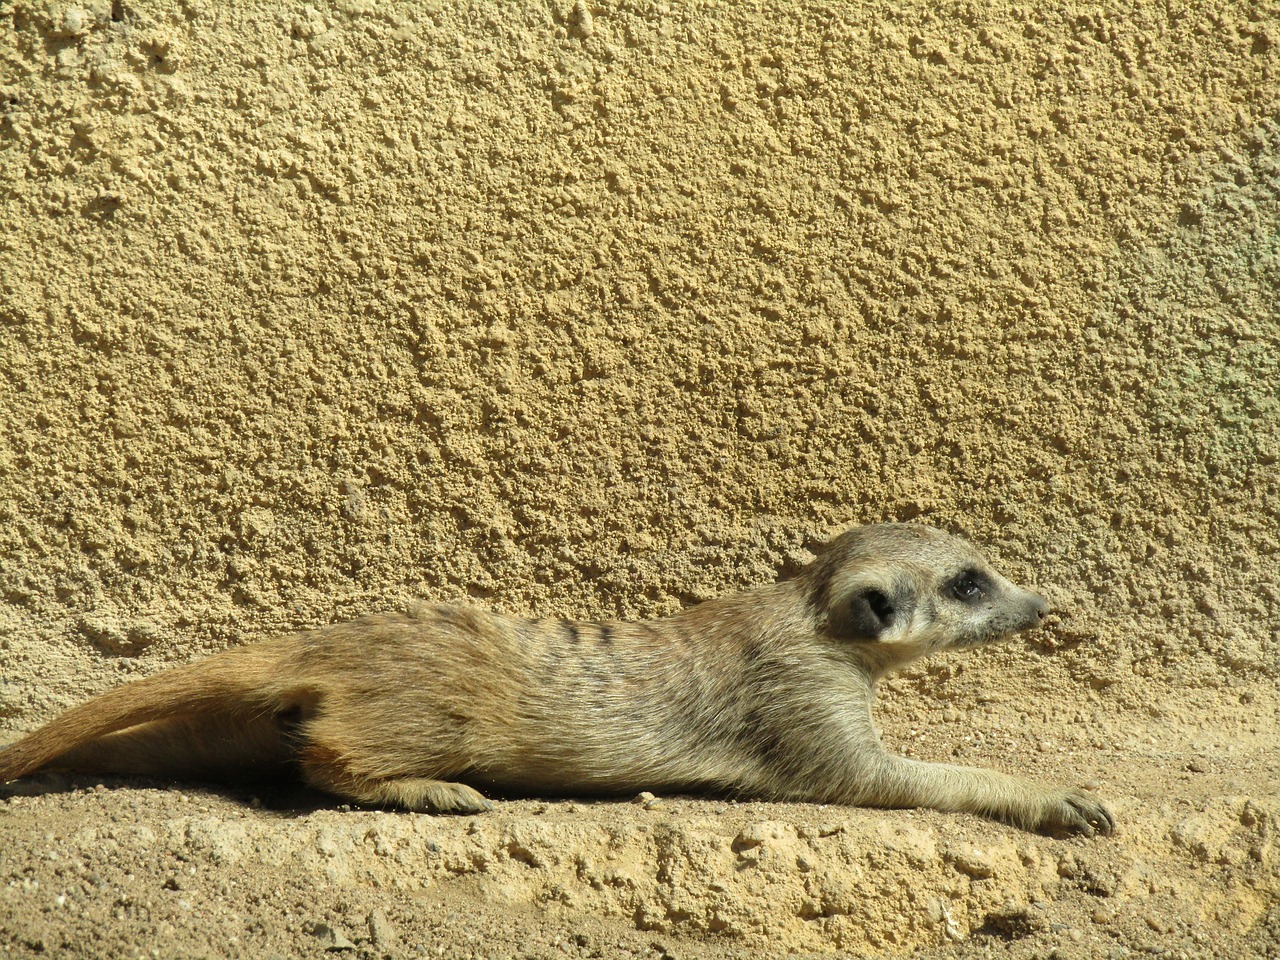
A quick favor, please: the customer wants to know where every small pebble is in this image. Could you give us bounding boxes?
[1092,904,1118,924]
[309,922,356,952]
[367,909,396,950]
[946,846,996,879]
[571,0,594,38]
[735,821,790,847]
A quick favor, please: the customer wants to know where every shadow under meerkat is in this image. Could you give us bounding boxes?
[0,524,1114,835]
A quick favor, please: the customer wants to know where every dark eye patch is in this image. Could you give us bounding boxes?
[945,568,991,603]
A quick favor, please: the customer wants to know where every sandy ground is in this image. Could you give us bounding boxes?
[1,1,1278,958]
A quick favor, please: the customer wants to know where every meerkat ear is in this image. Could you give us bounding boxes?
[829,587,898,639]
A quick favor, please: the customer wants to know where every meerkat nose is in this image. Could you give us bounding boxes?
[1031,594,1051,620]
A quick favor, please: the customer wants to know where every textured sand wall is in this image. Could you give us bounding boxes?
[2,3,1279,958]
[2,1,1275,718]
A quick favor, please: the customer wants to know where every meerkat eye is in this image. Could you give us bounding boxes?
[947,570,987,603]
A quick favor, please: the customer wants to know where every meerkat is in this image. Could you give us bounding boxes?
[0,524,1114,835]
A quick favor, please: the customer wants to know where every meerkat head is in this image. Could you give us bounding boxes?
[799,524,1049,668]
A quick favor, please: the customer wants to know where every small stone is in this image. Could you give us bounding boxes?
[642,797,664,811]
[1186,759,1208,773]
[61,7,92,37]
[570,0,594,38]
[946,846,997,879]
[1145,913,1172,934]
[1092,904,1118,924]
[633,791,655,805]
[309,923,356,951]
[367,909,396,951]
[734,821,791,848]
[1242,800,1263,827]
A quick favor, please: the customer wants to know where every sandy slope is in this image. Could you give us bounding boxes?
[1,2,1277,958]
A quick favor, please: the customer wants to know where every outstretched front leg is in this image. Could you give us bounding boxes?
[867,755,1115,835]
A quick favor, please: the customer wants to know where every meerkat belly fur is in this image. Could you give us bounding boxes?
[0,524,1114,835]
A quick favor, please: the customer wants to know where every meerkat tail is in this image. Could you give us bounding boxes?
[0,643,291,783]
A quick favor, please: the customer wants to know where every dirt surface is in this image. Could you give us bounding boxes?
[1,2,1278,958]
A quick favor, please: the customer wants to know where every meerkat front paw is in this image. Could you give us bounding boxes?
[1038,788,1115,836]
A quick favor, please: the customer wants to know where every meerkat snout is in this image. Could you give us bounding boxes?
[1030,592,1050,621]
[1001,586,1051,633]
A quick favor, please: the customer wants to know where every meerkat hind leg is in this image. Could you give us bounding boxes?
[298,749,492,814]
[350,776,494,815]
